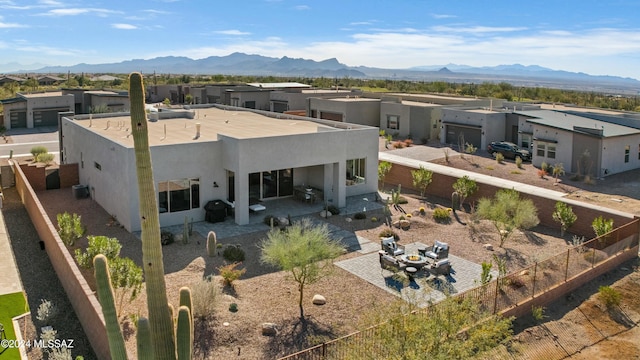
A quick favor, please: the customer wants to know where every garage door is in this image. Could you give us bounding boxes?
[445,125,481,148]
[33,109,61,127]
[10,110,27,128]
[273,101,288,113]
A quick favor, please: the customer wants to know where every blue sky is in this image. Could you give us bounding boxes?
[2,0,640,79]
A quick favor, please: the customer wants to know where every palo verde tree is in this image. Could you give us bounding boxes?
[476,188,539,247]
[452,175,478,210]
[552,201,577,236]
[377,161,393,190]
[260,218,344,320]
[411,165,433,198]
[94,73,194,359]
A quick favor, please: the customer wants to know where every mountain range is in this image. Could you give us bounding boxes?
[3,52,639,95]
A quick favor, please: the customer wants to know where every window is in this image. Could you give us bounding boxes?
[521,134,531,149]
[387,115,399,130]
[346,158,366,186]
[536,143,545,157]
[547,144,556,159]
[625,145,630,163]
[158,178,200,213]
[638,144,640,160]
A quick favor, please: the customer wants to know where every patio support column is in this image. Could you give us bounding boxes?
[330,162,346,208]
[234,171,250,225]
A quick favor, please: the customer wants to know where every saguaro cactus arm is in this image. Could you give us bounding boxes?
[129,72,176,358]
[176,306,193,360]
[136,317,153,360]
[93,254,128,360]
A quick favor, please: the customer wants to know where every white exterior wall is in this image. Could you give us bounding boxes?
[530,124,573,170]
[2,101,26,129]
[440,108,506,149]
[601,135,640,175]
[61,118,136,230]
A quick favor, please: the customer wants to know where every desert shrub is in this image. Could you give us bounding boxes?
[392,141,405,149]
[537,169,548,178]
[191,275,220,318]
[30,145,48,158]
[404,138,413,147]
[510,170,522,175]
[515,156,523,169]
[57,212,85,246]
[353,212,367,220]
[379,228,400,241]
[263,215,280,227]
[419,206,426,215]
[218,262,246,288]
[583,250,604,264]
[36,299,57,323]
[531,306,546,323]
[223,244,245,262]
[397,196,408,204]
[406,213,412,218]
[379,129,386,137]
[432,208,451,223]
[485,166,495,170]
[495,152,504,163]
[36,152,55,164]
[327,205,340,215]
[229,303,238,312]
[371,217,378,222]
[74,235,122,268]
[541,161,550,173]
[598,286,621,310]
[160,231,174,245]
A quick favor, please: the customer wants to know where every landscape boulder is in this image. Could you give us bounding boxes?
[483,243,494,251]
[261,323,278,336]
[312,294,326,305]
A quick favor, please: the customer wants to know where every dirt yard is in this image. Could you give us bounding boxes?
[14,142,640,359]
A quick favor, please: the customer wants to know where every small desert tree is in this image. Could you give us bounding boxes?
[377,161,393,190]
[465,142,478,164]
[476,188,540,247]
[452,175,478,210]
[260,218,343,319]
[552,201,577,236]
[552,163,565,184]
[411,165,433,198]
[592,216,614,244]
[109,257,144,318]
[57,212,85,246]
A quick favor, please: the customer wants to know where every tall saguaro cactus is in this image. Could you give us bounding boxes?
[94,255,128,360]
[129,72,176,358]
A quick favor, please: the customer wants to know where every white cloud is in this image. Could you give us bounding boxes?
[214,29,251,36]
[350,22,372,26]
[41,8,119,16]
[431,13,456,19]
[294,5,310,10]
[112,23,137,30]
[431,25,527,33]
[0,21,26,28]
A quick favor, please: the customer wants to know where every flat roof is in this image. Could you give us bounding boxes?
[539,104,626,116]
[69,107,342,147]
[20,91,66,98]
[400,100,442,107]
[299,89,353,94]
[247,82,311,89]
[389,93,478,102]
[517,110,640,137]
[329,97,379,102]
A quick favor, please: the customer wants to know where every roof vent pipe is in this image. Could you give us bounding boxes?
[194,123,201,140]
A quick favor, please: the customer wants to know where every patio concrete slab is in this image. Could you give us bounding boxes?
[335,242,498,307]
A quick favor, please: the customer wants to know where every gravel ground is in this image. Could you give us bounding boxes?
[2,187,96,360]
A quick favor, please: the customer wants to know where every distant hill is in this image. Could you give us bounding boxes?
[4,53,640,95]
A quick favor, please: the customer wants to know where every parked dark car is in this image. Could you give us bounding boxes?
[487,141,531,161]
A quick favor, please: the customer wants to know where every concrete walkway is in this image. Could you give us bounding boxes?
[0,204,23,296]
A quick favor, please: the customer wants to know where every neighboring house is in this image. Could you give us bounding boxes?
[1,91,74,129]
[380,97,444,142]
[37,75,64,86]
[440,107,512,150]
[60,105,378,231]
[307,96,381,126]
[62,89,129,114]
[515,110,640,177]
[270,88,360,113]
[0,75,25,85]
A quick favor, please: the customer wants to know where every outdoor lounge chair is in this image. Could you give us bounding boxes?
[420,240,449,261]
[427,258,451,277]
[379,251,407,273]
[381,236,405,256]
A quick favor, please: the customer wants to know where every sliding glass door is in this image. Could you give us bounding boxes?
[249,168,294,199]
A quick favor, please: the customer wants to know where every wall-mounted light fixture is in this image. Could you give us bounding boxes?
[213,182,219,188]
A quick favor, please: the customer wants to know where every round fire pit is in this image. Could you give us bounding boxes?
[400,254,428,268]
